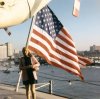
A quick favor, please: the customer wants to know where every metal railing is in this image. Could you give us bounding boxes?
[15,71,53,94]
[16,80,53,94]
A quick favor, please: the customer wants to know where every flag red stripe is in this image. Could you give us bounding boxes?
[55,40,77,55]
[57,33,75,48]
[78,62,86,66]
[73,9,79,17]
[61,28,73,41]
[55,47,78,62]
[79,58,91,64]
[78,56,92,65]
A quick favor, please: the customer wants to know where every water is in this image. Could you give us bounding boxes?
[0,64,100,99]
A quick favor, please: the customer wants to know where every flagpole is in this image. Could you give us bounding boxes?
[15,17,34,92]
[26,17,34,47]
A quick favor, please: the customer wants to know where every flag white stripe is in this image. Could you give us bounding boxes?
[79,60,86,66]
[60,31,75,47]
[56,35,77,53]
[74,0,80,10]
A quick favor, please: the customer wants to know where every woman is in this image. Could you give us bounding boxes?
[19,47,40,99]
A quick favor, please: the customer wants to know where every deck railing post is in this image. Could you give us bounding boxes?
[49,80,53,94]
[15,70,22,92]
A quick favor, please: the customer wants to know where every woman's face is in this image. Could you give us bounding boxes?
[23,50,31,57]
[22,48,27,56]
[22,47,32,57]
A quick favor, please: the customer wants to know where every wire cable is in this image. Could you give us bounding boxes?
[26,0,31,18]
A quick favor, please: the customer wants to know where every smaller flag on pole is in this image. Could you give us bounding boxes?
[73,0,80,17]
[4,28,11,36]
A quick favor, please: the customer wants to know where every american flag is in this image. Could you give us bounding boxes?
[73,0,80,17]
[27,6,83,80]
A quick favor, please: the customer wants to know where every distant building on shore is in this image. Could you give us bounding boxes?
[0,42,14,60]
[77,45,100,58]
[90,45,100,52]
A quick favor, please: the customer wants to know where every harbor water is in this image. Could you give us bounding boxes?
[0,64,100,99]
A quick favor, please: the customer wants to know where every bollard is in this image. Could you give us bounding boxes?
[49,80,53,94]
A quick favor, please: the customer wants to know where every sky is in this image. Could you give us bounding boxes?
[0,0,100,51]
